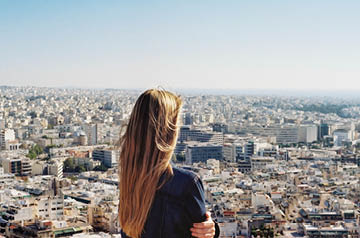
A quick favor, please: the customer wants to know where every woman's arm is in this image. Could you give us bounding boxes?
[190,212,220,238]
[183,176,220,238]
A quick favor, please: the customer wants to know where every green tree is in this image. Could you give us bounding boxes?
[26,144,43,159]
[175,153,186,162]
[93,164,108,172]
[68,175,78,182]
[27,151,37,159]
[33,144,43,155]
[63,158,76,172]
[76,165,86,173]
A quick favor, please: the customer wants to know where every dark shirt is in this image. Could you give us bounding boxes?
[121,167,207,238]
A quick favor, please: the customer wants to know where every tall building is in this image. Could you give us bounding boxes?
[0,129,15,150]
[333,129,350,147]
[92,149,119,168]
[235,141,255,161]
[48,161,64,179]
[223,143,236,162]
[178,126,223,144]
[318,123,329,140]
[82,123,103,145]
[211,123,228,133]
[184,112,193,125]
[274,126,299,144]
[185,143,223,164]
[244,141,255,157]
[241,125,300,144]
[1,157,31,176]
[298,125,318,143]
[0,119,5,130]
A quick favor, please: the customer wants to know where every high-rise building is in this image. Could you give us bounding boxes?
[0,129,15,150]
[298,125,318,143]
[211,123,228,133]
[333,129,350,147]
[83,124,98,145]
[92,149,119,168]
[178,126,223,145]
[274,126,299,144]
[184,113,193,125]
[0,119,5,130]
[223,143,235,162]
[48,161,64,179]
[318,123,329,140]
[185,143,223,164]
[244,141,255,157]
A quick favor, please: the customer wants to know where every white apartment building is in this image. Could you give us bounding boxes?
[0,129,15,150]
[0,167,14,185]
[48,161,63,179]
[82,124,98,145]
[92,149,119,168]
[223,143,243,162]
[333,129,351,147]
[251,157,274,171]
[36,195,64,220]
[298,125,318,143]
[1,204,34,223]
[33,160,65,178]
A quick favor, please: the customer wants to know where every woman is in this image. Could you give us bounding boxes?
[118,89,218,238]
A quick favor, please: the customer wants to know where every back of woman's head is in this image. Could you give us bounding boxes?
[118,89,182,237]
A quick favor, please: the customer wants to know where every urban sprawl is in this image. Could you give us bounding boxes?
[0,86,360,238]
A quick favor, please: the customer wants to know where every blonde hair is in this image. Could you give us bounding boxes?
[118,89,182,238]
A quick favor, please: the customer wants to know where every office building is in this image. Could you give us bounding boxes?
[333,129,351,147]
[298,125,318,143]
[92,149,119,168]
[0,129,15,150]
[178,126,223,145]
[1,157,31,176]
[185,143,223,164]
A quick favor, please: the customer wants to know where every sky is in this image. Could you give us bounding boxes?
[0,0,359,91]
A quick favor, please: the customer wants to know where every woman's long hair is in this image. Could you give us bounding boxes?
[118,89,182,238]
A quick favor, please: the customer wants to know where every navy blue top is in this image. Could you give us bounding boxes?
[121,167,207,238]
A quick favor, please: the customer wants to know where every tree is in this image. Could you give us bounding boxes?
[26,144,43,159]
[94,164,108,172]
[175,153,186,162]
[27,151,37,160]
[68,176,78,182]
[76,165,86,173]
[33,144,43,155]
[63,158,76,172]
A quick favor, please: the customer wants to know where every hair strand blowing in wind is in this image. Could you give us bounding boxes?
[118,89,182,238]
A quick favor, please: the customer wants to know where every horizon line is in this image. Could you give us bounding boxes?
[2,84,360,92]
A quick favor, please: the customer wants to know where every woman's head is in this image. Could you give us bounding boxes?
[118,89,182,237]
[125,89,182,153]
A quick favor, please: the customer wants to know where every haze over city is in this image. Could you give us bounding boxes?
[1,1,360,238]
[1,0,360,90]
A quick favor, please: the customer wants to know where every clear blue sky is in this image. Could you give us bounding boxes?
[0,0,359,90]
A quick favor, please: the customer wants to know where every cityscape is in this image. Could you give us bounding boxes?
[0,85,359,237]
[2,1,360,237]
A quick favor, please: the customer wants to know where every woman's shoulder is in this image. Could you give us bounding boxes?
[159,167,200,197]
[172,167,199,182]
